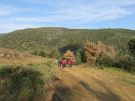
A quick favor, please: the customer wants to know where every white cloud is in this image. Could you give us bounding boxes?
[0,5,12,16]
[0,11,11,16]
[0,4,27,16]
[0,0,135,33]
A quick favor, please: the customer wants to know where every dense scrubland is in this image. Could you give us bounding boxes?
[0,27,135,54]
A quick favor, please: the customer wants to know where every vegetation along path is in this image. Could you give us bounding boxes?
[53,66,135,101]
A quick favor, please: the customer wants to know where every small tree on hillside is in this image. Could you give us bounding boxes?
[64,50,74,59]
[97,41,106,55]
[49,48,60,59]
[84,41,99,65]
[53,48,60,59]
[107,45,117,57]
[39,50,46,57]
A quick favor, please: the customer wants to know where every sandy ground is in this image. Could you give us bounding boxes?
[55,66,135,101]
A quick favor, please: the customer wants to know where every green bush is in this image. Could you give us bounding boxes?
[39,50,46,57]
[0,64,53,101]
[96,55,116,67]
[74,51,82,65]
[114,55,135,72]
[128,39,135,57]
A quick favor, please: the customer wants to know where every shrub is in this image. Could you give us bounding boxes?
[80,49,87,63]
[39,50,46,57]
[114,55,135,72]
[74,51,82,65]
[0,64,54,101]
[128,39,135,57]
[84,41,117,66]
[96,55,116,67]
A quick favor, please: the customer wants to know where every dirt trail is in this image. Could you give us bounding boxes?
[54,66,135,101]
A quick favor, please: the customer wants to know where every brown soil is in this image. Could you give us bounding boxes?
[54,66,135,101]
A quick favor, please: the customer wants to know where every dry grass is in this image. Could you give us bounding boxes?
[0,58,57,101]
[0,47,47,65]
[0,47,38,59]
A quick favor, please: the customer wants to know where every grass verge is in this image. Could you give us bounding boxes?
[98,67,135,86]
[79,64,135,86]
[0,61,57,101]
[106,75,135,86]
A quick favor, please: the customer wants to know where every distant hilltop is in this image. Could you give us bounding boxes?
[0,27,135,54]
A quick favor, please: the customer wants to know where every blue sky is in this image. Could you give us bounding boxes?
[0,0,135,33]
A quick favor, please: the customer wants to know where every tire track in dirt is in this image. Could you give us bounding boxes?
[54,67,135,101]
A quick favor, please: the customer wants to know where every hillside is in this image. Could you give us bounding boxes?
[0,54,56,101]
[0,34,6,37]
[0,47,44,64]
[0,47,37,59]
[0,27,135,54]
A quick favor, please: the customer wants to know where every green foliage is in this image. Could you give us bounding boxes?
[74,51,82,65]
[80,49,87,63]
[38,50,46,57]
[0,27,135,55]
[51,48,60,59]
[31,50,46,57]
[31,50,38,55]
[128,39,135,57]
[96,55,116,67]
[116,78,135,86]
[59,44,81,54]
[114,55,135,72]
[106,75,135,86]
[0,63,55,101]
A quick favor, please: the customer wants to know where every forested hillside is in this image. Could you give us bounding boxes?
[0,27,135,54]
[0,34,6,37]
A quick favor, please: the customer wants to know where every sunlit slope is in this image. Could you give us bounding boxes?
[0,27,135,54]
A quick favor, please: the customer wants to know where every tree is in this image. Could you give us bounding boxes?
[53,48,60,59]
[107,45,117,57]
[128,39,135,57]
[84,41,99,65]
[49,48,60,59]
[84,41,117,65]
[64,50,74,59]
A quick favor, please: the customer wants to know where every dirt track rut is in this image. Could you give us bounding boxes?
[55,66,135,101]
